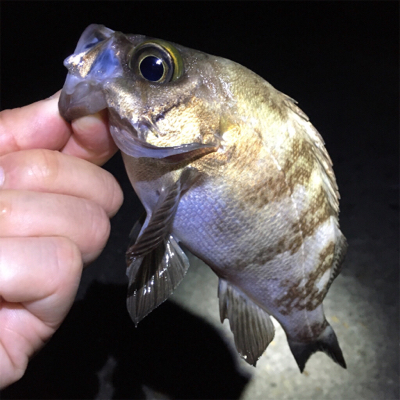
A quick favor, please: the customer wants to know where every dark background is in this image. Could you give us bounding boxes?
[1,2,398,399]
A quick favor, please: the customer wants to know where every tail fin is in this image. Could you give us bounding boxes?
[288,324,346,372]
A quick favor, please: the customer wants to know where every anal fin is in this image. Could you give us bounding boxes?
[218,279,275,366]
[327,224,348,289]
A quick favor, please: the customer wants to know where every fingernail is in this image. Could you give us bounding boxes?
[72,112,104,131]
[0,166,4,187]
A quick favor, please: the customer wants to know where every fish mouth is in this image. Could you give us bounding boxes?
[58,81,107,121]
[108,110,220,163]
[59,24,118,121]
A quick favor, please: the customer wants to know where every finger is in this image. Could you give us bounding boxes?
[0,94,72,157]
[0,236,82,388]
[61,109,119,166]
[0,149,123,217]
[0,236,82,323]
[0,190,110,263]
[0,93,118,166]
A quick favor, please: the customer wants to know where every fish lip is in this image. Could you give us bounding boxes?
[58,81,107,122]
[73,24,115,54]
[59,93,220,163]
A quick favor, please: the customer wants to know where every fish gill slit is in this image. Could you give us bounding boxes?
[263,145,312,338]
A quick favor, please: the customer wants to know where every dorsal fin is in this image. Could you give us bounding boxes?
[283,93,340,216]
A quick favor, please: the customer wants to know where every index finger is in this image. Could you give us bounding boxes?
[0,92,118,166]
[0,93,71,156]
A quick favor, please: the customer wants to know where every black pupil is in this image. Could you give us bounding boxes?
[140,56,164,81]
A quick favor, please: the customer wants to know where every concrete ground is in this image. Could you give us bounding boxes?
[1,2,398,399]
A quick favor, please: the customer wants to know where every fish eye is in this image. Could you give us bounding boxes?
[129,40,183,83]
[139,55,166,82]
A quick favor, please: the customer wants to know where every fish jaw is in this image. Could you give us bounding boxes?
[58,81,108,122]
[58,24,121,121]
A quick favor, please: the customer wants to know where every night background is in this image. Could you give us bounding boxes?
[1,2,398,399]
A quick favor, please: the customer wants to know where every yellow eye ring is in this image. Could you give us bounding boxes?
[129,39,183,83]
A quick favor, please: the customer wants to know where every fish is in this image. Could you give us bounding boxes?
[59,24,347,371]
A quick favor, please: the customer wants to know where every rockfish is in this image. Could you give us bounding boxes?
[59,24,347,371]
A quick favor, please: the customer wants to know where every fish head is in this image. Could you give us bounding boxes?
[59,24,236,162]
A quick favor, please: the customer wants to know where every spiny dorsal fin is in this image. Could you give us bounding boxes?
[283,93,341,216]
[218,279,275,366]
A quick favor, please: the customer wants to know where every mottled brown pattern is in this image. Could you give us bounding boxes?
[238,172,289,209]
[295,186,332,239]
[282,137,316,189]
[308,318,329,339]
[227,125,292,210]
[278,231,303,256]
[147,96,220,149]
[277,241,335,315]
[234,243,285,272]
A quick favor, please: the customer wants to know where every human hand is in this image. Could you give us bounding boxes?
[0,93,123,388]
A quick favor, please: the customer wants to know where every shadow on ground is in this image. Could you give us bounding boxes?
[2,282,249,399]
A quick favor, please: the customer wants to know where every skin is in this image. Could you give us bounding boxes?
[0,92,123,388]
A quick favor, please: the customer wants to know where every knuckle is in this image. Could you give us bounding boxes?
[82,200,111,259]
[0,195,12,223]
[24,149,60,187]
[53,236,82,274]
[103,173,124,216]
[0,109,20,155]
[46,237,82,285]
[47,237,83,298]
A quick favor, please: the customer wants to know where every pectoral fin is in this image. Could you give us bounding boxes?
[126,168,199,326]
[218,279,275,366]
[128,213,146,248]
[126,234,189,326]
